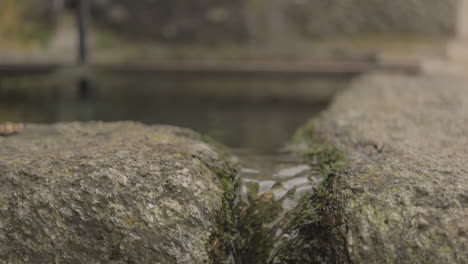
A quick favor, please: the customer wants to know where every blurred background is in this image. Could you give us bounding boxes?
[0,0,464,151]
[0,0,458,62]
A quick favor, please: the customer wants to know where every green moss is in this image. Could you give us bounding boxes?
[204,121,348,263]
[293,121,347,176]
[235,191,283,264]
[208,166,239,263]
[246,182,259,203]
[292,120,316,146]
[194,134,240,263]
[270,120,349,264]
[232,185,300,264]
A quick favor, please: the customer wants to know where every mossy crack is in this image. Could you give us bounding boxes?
[271,121,350,264]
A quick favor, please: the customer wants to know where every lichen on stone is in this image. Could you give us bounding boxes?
[0,122,238,264]
[272,73,468,264]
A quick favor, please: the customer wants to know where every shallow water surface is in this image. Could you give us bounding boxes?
[231,148,325,264]
[0,73,345,151]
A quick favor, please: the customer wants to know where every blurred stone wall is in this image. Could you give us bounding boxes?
[285,0,458,37]
[1,0,459,45]
[90,0,458,43]
[91,0,248,43]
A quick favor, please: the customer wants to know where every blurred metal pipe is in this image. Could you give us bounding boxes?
[77,0,89,65]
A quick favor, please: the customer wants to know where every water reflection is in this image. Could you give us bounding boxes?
[0,73,346,150]
[78,78,92,99]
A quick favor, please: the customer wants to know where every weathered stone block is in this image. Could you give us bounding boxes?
[0,122,235,263]
[271,74,468,263]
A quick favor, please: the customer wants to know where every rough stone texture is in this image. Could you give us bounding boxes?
[0,122,233,263]
[274,73,468,263]
[286,0,458,36]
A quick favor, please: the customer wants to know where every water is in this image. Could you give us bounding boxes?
[233,149,325,264]
[234,150,324,236]
[0,72,347,151]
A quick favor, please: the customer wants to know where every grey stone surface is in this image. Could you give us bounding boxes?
[273,73,468,263]
[0,122,232,263]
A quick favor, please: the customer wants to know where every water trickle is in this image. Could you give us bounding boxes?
[232,149,324,264]
[236,150,322,204]
[273,164,311,178]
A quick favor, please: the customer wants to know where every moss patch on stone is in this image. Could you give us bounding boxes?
[270,121,350,264]
[293,121,347,176]
[235,189,285,264]
[194,135,240,263]
[223,121,350,264]
[245,182,259,204]
[206,166,238,264]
